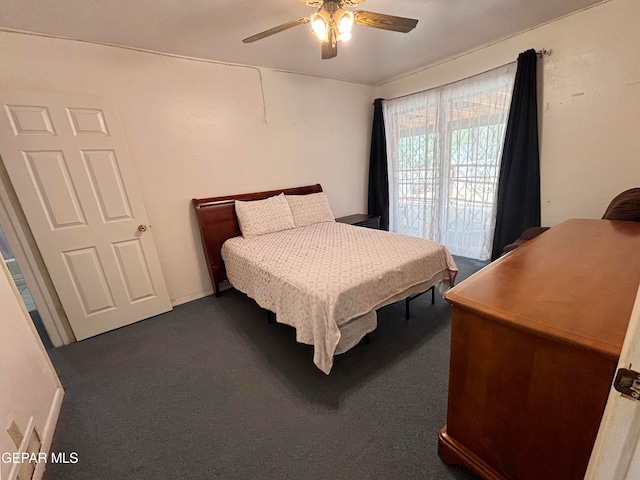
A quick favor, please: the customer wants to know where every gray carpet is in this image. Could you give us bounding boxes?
[44,256,486,480]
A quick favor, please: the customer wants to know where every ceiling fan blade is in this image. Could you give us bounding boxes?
[300,0,369,5]
[301,0,369,4]
[242,17,310,43]
[353,11,418,33]
[321,28,338,59]
[341,0,369,6]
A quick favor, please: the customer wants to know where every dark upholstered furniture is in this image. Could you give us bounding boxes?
[502,226,550,255]
[602,187,640,221]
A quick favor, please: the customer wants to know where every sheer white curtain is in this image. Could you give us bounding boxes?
[383,63,517,260]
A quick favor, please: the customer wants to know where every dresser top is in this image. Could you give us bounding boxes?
[446,219,640,359]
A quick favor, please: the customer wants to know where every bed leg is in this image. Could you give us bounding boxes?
[267,310,275,324]
[405,286,436,320]
[364,333,370,344]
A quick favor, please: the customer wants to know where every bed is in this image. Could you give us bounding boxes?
[192,184,458,374]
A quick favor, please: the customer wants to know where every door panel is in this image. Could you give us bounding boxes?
[24,150,87,229]
[63,247,115,315]
[0,92,172,340]
[112,239,156,302]
[5,104,56,135]
[81,149,133,222]
[67,108,109,136]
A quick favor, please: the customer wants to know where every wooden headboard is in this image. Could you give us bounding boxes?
[192,184,323,296]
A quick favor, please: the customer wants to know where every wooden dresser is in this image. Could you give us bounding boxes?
[439,219,640,480]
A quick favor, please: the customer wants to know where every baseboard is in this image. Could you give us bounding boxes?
[6,413,40,480]
[170,288,213,307]
[33,387,64,480]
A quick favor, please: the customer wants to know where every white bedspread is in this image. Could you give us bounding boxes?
[221,222,458,374]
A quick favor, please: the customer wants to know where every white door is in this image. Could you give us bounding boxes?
[586,283,640,479]
[0,91,172,340]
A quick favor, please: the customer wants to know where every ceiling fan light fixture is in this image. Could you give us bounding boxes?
[243,1,419,60]
[338,31,352,42]
[310,10,331,42]
[335,9,354,35]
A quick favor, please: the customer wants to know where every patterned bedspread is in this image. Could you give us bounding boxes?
[221,222,458,374]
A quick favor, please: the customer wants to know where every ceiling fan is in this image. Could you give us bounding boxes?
[242,0,419,60]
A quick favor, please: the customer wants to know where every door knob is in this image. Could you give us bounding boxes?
[137,224,148,232]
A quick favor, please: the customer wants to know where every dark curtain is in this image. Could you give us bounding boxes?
[491,49,541,260]
[368,98,389,230]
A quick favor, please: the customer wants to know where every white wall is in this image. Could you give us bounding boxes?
[0,261,62,480]
[0,32,376,304]
[378,0,640,227]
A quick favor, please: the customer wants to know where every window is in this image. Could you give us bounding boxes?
[383,64,516,260]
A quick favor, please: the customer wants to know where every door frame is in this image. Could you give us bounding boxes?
[0,158,74,347]
[586,283,640,479]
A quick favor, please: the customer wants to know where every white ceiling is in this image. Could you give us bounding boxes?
[1,0,605,85]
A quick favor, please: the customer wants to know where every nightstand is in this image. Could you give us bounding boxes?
[335,214,381,230]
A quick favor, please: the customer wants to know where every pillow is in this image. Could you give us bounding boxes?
[285,192,335,227]
[235,193,295,237]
